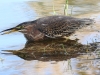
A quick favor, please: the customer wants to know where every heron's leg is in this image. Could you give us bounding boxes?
[62,36,70,41]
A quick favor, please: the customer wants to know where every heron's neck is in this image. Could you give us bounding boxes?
[24,28,45,41]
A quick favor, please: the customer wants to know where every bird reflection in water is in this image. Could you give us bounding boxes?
[2,38,97,61]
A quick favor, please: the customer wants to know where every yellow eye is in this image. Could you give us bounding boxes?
[22,25,25,28]
[16,26,22,29]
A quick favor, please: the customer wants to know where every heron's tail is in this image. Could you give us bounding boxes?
[80,18,95,26]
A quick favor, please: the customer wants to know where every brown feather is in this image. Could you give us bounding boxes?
[35,15,94,38]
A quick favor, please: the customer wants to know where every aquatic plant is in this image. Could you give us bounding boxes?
[64,0,69,15]
[53,3,56,15]
[53,0,73,16]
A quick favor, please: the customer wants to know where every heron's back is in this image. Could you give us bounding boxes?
[34,15,94,38]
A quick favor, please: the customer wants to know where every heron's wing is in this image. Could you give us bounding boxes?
[36,15,81,38]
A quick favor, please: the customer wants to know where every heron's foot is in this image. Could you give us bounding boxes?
[62,36,70,41]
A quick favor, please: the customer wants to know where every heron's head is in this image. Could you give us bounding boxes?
[0,21,35,35]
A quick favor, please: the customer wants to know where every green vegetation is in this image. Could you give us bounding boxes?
[53,3,56,15]
[61,44,68,55]
[53,0,73,16]
[64,0,69,15]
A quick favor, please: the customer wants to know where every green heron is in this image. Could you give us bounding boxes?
[0,15,94,41]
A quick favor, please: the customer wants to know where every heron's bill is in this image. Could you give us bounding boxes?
[0,28,18,35]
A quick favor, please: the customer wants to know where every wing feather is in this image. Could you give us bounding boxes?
[35,15,82,38]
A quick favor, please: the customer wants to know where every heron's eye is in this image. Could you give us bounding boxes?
[22,25,25,28]
[16,26,22,29]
